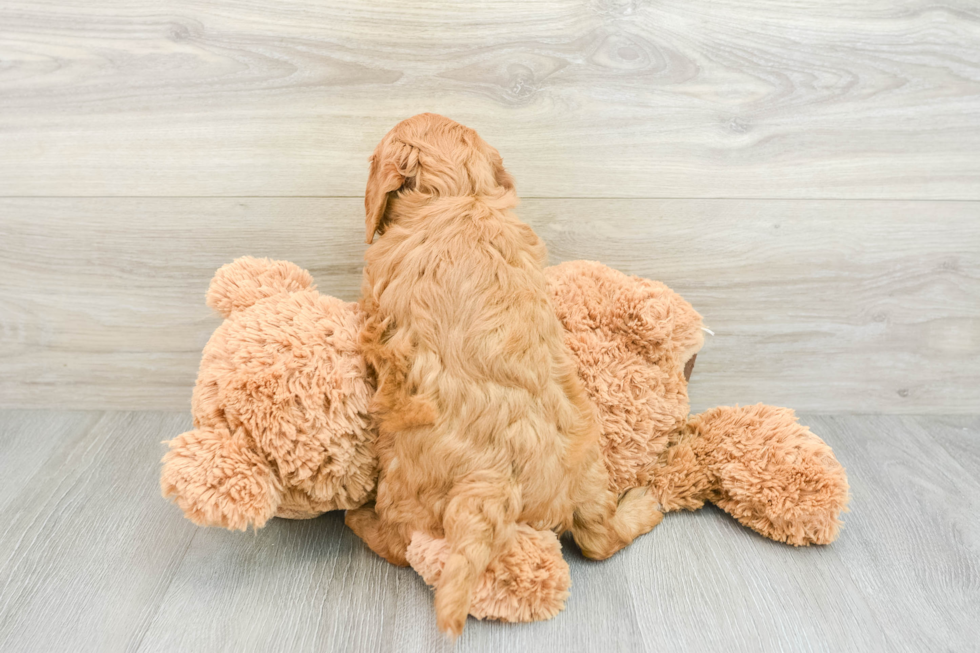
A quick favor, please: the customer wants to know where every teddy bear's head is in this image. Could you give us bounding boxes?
[546,261,704,494]
[161,257,377,530]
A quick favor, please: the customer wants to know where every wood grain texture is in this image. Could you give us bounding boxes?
[926,414,980,477]
[805,415,980,652]
[1,0,979,198]
[0,409,101,514]
[0,411,197,652]
[137,511,404,653]
[0,411,977,652]
[1,197,977,412]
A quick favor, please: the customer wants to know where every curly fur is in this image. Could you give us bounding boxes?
[406,525,571,624]
[663,404,849,545]
[161,424,283,530]
[353,114,662,636]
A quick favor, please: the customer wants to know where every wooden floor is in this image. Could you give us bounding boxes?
[0,410,977,652]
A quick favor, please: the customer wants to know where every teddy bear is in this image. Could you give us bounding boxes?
[161,256,849,624]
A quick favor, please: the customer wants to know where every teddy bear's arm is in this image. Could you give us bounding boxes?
[654,404,850,546]
[161,425,283,531]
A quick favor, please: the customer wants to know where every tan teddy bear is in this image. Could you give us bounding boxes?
[161,256,848,624]
[160,257,376,528]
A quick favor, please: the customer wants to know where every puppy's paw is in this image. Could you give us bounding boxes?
[617,486,664,539]
[435,604,467,640]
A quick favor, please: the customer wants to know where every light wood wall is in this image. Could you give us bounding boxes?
[1,0,978,412]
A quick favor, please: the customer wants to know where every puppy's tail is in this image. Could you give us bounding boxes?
[435,472,519,638]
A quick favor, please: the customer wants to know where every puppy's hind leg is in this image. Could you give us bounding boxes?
[435,471,520,638]
[345,502,411,567]
[570,456,663,561]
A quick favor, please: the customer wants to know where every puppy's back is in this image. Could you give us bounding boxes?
[371,195,597,480]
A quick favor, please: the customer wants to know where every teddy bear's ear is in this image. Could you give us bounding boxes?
[364,139,420,244]
[664,288,705,364]
[545,260,704,363]
[614,275,704,364]
[206,257,315,318]
[617,280,676,352]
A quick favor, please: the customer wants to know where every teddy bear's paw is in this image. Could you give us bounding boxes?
[161,426,283,531]
[690,404,850,546]
[406,525,571,623]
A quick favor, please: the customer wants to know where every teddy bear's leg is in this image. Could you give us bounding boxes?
[345,502,411,567]
[161,425,283,531]
[406,525,571,624]
[678,404,850,545]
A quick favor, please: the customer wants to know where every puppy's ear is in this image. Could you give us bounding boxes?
[364,141,419,244]
[490,150,515,192]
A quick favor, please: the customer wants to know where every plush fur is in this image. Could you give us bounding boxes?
[656,404,849,546]
[546,260,704,495]
[354,114,661,636]
[160,257,377,530]
[547,261,849,546]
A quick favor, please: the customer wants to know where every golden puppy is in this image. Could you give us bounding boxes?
[347,113,661,636]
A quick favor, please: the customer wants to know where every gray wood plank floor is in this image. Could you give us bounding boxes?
[0,411,976,652]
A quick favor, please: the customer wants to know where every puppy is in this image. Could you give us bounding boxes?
[347,114,662,636]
